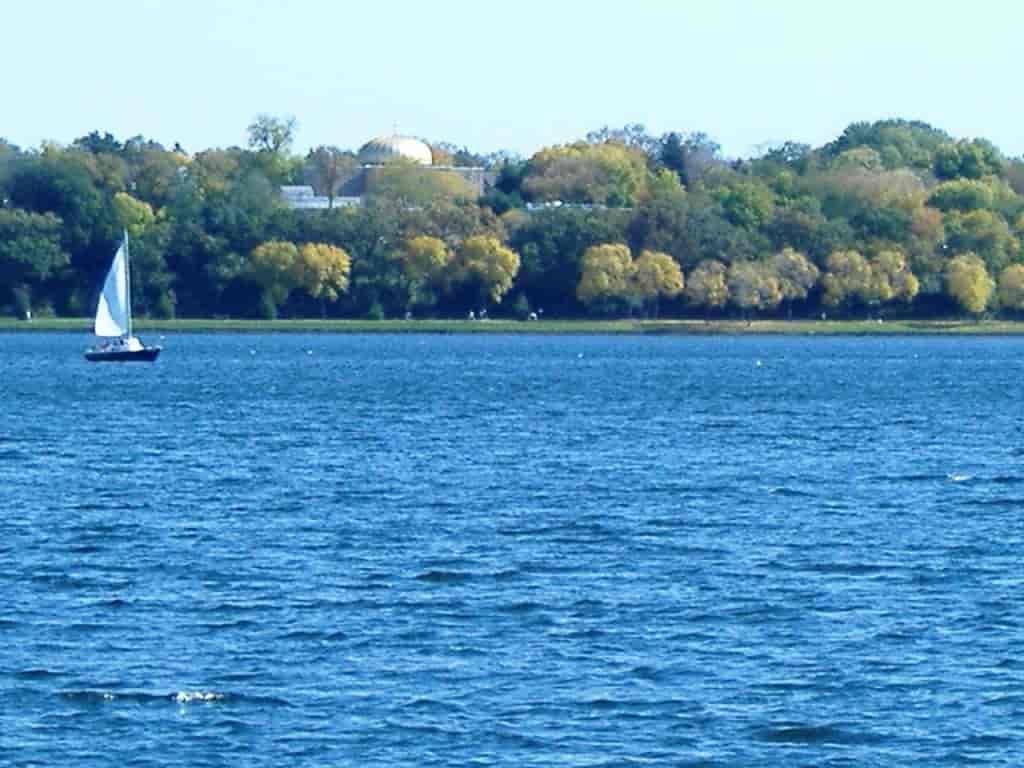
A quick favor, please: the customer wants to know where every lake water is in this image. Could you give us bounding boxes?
[2,332,1023,766]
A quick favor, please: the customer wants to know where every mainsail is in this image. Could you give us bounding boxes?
[94,240,130,337]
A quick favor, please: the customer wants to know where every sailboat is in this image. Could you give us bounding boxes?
[84,232,161,362]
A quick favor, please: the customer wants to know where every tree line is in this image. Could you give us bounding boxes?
[2,115,1024,321]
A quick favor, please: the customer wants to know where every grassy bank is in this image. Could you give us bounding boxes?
[3,316,1024,335]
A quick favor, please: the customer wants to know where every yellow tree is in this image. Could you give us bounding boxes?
[869,250,919,304]
[248,240,299,317]
[998,263,1024,312]
[523,141,650,206]
[945,252,994,316]
[727,261,782,317]
[294,243,351,316]
[685,259,729,316]
[822,250,872,308]
[771,247,819,318]
[112,191,155,238]
[452,235,520,305]
[398,235,451,309]
[631,249,683,316]
[576,243,634,311]
[365,162,477,206]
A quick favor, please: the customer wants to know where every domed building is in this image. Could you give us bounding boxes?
[281,132,490,210]
[357,134,434,166]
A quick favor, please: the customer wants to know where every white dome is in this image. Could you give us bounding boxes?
[358,134,433,166]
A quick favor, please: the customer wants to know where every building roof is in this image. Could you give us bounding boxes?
[358,134,433,166]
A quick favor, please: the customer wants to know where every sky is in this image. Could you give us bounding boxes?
[4,0,1021,159]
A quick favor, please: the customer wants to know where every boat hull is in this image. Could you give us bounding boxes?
[84,346,161,362]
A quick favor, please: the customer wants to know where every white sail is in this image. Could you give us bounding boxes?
[94,240,130,337]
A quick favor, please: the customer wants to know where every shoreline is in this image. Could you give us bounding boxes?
[2,317,1024,335]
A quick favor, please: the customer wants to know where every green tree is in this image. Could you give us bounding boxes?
[659,131,723,186]
[7,150,118,286]
[944,209,1019,274]
[246,114,298,185]
[944,252,994,315]
[934,140,1003,180]
[715,179,775,230]
[510,207,631,314]
[0,209,69,313]
[130,219,177,318]
[247,114,297,154]
[824,119,951,170]
[927,178,996,212]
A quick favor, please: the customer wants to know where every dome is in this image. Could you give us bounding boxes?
[358,134,433,166]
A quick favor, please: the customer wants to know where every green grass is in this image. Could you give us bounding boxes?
[3,316,1024,335]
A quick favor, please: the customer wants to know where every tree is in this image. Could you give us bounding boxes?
[246,114,298,185]
[934,140,1003,180]
[247,114,297,155]
[397,235,451,309]
[832,147,884,171]
[294,243,351,316]
[510,207,631,314]
[112,192,155,238]
[247,240,299,317]
[576,243,634,312]
[927,179,996,212]
[523,141,650,206]
[943,209,1019,274]
[660,132,723,186]
[631,250,683,316]
[765,196,852,265]
[305,146,355,208]
[821,250,872,308]
[727,261,782,317]
[627,181,690,264]
[131,148,188,209]
[715,179,775,230]
[944,252,994,316]
[451,235,520,306]
[823,119,951,170]
[771,247,819,317]
[0,209,69,313]
[364,163,477,207]
[72,131,124,155]
[869,250,919,304]
[7,150,117,282]
[997,263,1024,313]
[684,259,729,315]
[130,219,177,318]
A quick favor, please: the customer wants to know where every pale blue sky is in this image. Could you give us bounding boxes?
[5,0,1020,158]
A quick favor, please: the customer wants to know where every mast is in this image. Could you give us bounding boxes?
[123,229,132,339]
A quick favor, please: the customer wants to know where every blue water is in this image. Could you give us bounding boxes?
[2,332,1024,766]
